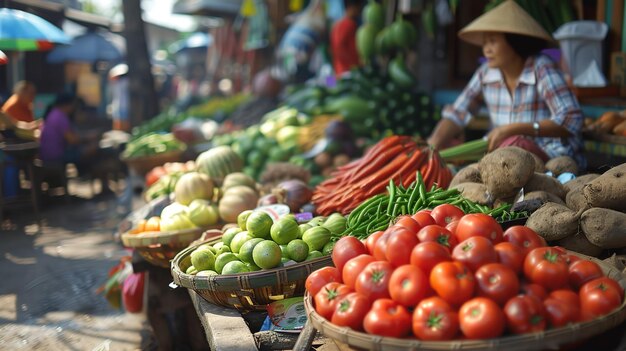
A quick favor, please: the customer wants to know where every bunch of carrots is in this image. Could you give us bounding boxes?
[312,135,452,215]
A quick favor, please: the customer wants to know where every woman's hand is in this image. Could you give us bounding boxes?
[487,125,514,151]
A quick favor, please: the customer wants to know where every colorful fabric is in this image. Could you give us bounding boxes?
[442,54,585,168]
[330,17,360,76]
[1,94,34,122]
[39,107,71,163]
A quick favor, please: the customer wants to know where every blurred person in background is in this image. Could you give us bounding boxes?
[330,0,365,76]
[2,80,40,130]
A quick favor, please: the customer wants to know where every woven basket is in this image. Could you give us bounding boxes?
[304,251,626,351]
[121,227,204,268]
[171,235,334,311]
[121,150,184,176]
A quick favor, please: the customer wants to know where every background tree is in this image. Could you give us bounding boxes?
[122,0,159,127]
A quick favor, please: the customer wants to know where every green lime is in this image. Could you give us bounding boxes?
[230,231,253,253]
[279,244,289,258]
[287,239,309,262]
[306,250,323,261]
[270,217,300,245]
[298,224,311,238]
[191,249,215,271]
[245,262,261,272]
[252,240,282,269]
[238,238,264,264]
[196,270,218,277]
[246,211,273,239]
[215,244,231,256]
[222,227,242,246]
[213,242,225,251]
[237,210,253,230]
[197,243,214,253]
[186,265,198,275]
[222,260,250,275]
[214,252,240,274]
[322,241,335,256]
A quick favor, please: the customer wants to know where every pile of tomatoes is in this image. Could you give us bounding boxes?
[305,204,625,340]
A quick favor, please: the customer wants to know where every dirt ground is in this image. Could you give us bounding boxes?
[0,179,152,351]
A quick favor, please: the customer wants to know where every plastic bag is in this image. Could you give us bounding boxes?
[122,272,146,313]
[97,256,132,310]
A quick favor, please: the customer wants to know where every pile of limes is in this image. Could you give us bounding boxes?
[184,209,346,276]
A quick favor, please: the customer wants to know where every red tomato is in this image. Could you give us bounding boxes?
[364,231,384,255]
[342,254,376,289]
[568,260,604,290]
[519,282,548,301]
[412,296,459,341]
[446,220,460,236]
[306,267,342,297]
[363,299,412,338]
[579,277,624,321]
[410,241,451,275]
[373,228,395,261]
[475,263,520,306]
[563,253,581,266]
[394,215,421,234]
[544,297,580,328]
[459,297,506,339]
[331,292,371,331]
[385,226,420,267]
[455,213,503,244]
[452,236,498,272]
[332,236,368,272]
[523,247,569,291]
[411,211,436,228]
[494,242,525,274]
[355,261,393,302]
[503,226,546,255]
[145,166,166,187]
[503,295,547,334]
[314,282,351,320]
[417,225,458,250]
[430,261,475,307]
[388,265,429,307]
[549,290,580,308]
[431,204,465,227]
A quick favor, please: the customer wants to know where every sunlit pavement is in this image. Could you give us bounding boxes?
[0,179,152,350]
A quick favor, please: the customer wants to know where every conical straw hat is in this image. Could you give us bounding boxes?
[458,0,554,46]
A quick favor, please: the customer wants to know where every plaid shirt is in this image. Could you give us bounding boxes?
[443,54,585,168]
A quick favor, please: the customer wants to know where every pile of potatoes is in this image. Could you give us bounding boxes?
[450,146,576,208]
[451,147,626,273]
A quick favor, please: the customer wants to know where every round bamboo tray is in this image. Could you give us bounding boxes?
[171,235,334,311]
[121,227,204,268]
[121,149,184,176]
[304,251,626,351]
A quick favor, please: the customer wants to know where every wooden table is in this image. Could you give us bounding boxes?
[188,289,342,351]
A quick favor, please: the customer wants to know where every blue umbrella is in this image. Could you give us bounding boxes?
[168,32,212,54]
[0,8,70,50]
[46,32,123,63]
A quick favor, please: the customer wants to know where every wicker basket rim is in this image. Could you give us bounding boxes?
[170,235,332,289]
[304,251,626,350]
[121,227,204,247]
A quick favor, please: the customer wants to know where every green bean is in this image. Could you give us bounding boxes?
[406,178,420,203]
[428,189,460,201]
[386,179,395,215]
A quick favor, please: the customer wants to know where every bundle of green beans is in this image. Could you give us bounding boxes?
[342,172,527,240]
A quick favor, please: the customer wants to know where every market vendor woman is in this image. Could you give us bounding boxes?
[427,0,585,168]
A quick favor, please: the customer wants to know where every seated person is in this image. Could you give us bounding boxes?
[1,80,40,131]
[39,94,100,176]
[427,1,585,169]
